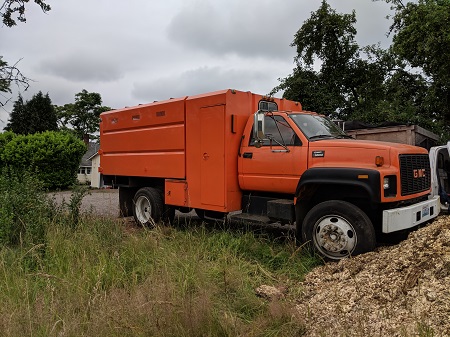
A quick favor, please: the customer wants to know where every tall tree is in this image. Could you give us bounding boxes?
[388,0,450,134]
[5,91,57,134]
[272,1,386,121]
[57,89,111,142]
[273,0,441,136]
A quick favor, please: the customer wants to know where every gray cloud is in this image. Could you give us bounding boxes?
[39,53,124,82]
[132,66,273,103]
[1,0,395,131]
[166,0,317,59]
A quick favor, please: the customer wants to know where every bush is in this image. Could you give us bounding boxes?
[0,131,86,189]
[0,131,16,166]
[0,169,51,247]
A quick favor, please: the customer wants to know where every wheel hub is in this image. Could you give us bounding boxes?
[314,216,356,257]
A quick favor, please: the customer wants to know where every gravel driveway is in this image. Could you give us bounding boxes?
[51,189,120,218]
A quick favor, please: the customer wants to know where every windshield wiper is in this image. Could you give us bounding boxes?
[308,134,334,140]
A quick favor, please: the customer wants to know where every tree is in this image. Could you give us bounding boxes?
[388,0,450,134]
[57,89,111,141]
[5,91,57,134]
[1,1,51,107]
[273,0,444,136]
[273,1,386,121]
[1,0,51,27]
[0,57,30,108]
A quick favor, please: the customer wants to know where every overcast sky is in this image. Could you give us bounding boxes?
[1,0,393,129]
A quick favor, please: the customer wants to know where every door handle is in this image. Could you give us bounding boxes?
[243,152,253,159]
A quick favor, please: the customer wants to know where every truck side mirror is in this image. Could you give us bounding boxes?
[253,111,265,142]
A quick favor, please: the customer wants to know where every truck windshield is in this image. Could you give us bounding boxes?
[290,113,349,140]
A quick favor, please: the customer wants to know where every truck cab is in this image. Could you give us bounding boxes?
[237,105,439,260]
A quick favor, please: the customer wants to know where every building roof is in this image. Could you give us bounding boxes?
[80,142,100,166]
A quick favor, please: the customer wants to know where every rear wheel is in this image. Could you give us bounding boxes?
[301,200,376,261]
[133,187,163,227]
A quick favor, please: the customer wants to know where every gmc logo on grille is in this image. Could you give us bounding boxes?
[413,169,426,178]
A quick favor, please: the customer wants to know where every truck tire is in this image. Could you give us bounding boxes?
[301,200,376,261]
[133,187,164,227]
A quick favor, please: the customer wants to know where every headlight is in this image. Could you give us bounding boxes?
[383,177,390,189]
[383,175,397,197]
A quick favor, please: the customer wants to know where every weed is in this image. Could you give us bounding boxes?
[417,321,435,337]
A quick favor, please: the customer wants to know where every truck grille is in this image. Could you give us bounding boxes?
[399,154,431,196]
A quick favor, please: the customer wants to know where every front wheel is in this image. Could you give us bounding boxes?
[301,200,376,261]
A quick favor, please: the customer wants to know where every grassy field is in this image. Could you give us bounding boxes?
[0,178,320,336]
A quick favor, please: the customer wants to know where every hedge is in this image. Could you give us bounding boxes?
[0,131,86,189]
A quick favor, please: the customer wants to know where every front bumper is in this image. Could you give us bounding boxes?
[382,195,440,233]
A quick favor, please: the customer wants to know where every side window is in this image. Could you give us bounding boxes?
[249,115,300,146]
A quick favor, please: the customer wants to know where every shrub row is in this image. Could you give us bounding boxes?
[0,131,86,189]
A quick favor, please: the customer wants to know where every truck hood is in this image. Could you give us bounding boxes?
[308,139,428,169]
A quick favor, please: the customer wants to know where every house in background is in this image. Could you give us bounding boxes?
[77,142,100,185]
[89,151,102,188]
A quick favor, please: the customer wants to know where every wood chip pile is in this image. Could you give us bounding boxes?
[295,216,450,336]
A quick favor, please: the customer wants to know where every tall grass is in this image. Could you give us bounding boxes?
[0,170,320,336]
[0,220,319,336]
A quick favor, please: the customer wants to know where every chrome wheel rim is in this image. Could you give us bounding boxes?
[313,215,357,259]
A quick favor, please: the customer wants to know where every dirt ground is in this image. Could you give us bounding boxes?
[55,189,450,336]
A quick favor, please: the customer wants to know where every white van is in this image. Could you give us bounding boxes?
[429,142,450,213]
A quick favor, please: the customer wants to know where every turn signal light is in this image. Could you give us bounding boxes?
[375,156,384,167]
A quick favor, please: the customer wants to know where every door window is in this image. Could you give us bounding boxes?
[249,115,300,146]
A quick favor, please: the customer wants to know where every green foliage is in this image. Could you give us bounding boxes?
[0,56,10,93]
[5,92,58,134]
[389,0,450,136]
[0,213,319,336]
[273,1,387,120]
[66,185,90,228]
[0,169,51,247]
[0,131,86,189]
[275,0,450,139]
[57,89,111,141]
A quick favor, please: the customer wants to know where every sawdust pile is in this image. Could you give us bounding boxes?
[295,216,450,337]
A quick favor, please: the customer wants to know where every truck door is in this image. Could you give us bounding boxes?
[238,115,308,194]
[200,105,225,207]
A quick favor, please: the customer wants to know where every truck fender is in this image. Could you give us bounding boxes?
[295,167,381,203]
[294,168,381,234]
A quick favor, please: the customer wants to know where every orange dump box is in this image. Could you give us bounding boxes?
[100,89,300,213]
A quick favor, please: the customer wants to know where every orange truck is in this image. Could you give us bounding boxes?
[99,89,439,260]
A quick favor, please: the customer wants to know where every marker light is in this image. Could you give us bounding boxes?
[375,156,384,167]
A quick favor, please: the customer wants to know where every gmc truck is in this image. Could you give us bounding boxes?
[99,89,439,260]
